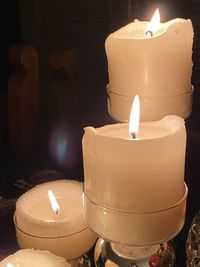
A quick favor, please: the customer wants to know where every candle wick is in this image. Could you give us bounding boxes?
[56,209,59,215]
[145,30,153,37]
[130,132,136,139]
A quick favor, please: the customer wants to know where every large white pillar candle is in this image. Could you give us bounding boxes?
[14,180,97,261]
[83,115,187,244]
[106,15,193,121]
[0,249,71,267]
[83,115,186,211]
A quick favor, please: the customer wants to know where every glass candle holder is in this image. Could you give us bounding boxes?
[84,183,188,246]
[107,84,193,122]
[186,210,200,267]
[94,238,176,267]
[69,254,92,267]
[14,217,95,266]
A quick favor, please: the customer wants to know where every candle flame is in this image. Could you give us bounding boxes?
[129,95,140,139]
[48,190,60,215]
[145,8,160,36]
[6,264,14,267]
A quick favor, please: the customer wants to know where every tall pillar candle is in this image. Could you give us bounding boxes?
[83,115,187,244]
[106,16,193,121]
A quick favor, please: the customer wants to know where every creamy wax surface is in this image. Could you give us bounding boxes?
[106,18,193,97]
[0,249,71,267]
[83,115,186,213]
[106,18,193,121]
[14,180,97,260]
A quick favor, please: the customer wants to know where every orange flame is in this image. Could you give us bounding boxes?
[145,9,160,36]
[48,190,60,215]
[129,95,140,139]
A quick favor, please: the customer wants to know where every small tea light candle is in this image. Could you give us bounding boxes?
[0,249,71,267]
[106,9,193,121]
[14,180,97,261]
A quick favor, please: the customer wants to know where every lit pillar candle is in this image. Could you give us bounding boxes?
[106,9,193,121]
[14,180,97,261]
[0,249,71,267]
[83,114,186,212]
[83,100,187,244]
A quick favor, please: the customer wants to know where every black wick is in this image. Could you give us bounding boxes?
[145,30,153,37]
[130,132,136,139]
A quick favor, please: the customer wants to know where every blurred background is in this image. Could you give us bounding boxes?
[0,0,196,182]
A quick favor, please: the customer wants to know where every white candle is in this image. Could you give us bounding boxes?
[0,249,71,267]
[14,180,97,261]
[83,115,187,244]
[83,115,186,211]
[106,12,193,121]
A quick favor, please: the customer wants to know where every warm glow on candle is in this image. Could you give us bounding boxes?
[6,264,14,267]
[129,95,140,139]
[48,190,60,215]
[145,9,160,36]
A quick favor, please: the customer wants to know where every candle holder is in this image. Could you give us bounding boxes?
[94,238,176,267]
[68,254,92,267]
[84,183,187,266]
[84,183,187,246]
[186,210,200,267]
[107,84,194,122]
[14,217,94,266]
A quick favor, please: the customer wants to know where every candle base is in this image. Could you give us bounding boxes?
[94,238,176,267]
[84,183,188,245]
[14,213,97,262]
[107,84,193,122]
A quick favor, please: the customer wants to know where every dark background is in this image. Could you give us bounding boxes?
[0,1,199,266]
[0,0,197,181]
